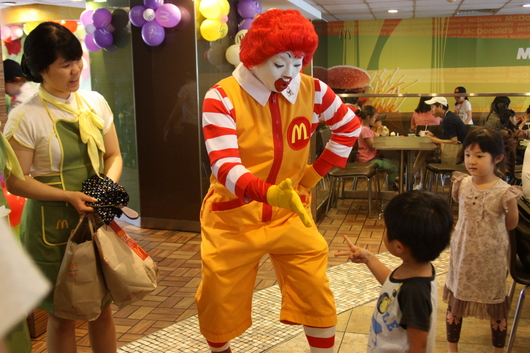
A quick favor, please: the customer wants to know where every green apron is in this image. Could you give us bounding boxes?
[20,118,104,314]
[0,134,32,353]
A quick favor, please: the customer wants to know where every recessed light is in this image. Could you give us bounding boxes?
[388,9,398,13]
[1,1,16,5]
[523,3,530,7]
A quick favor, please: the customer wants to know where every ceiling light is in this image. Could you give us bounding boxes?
[388,9,398,13]
[523,4,530,7]
[1,1,16,5]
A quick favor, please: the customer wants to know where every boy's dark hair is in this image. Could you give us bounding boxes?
[384,191,452,263]
[22,21,82,83]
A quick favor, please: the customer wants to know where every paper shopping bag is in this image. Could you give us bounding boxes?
[94,220,159,309]
[54,214,109,321]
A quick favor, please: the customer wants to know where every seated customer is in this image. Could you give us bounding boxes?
[485,96,511,130]
[357,105,398,191]
[412,97,467,190]
[410,97,441,132]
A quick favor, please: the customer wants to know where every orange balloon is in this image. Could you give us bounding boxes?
[2,185,26,227]
[63,20,78,33]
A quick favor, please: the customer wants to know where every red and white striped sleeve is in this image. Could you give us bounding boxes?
[202,85,257,200]
[311,79,362,175]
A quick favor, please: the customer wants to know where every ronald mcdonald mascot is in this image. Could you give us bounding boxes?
[197,9,362,353]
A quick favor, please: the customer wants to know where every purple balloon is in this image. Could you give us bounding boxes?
[85,34,101,52]
[141,21,165,46]
[256,1,262,14]
[237,0,259,19]
[80,9,94,26]
[94,28,114,48]
[144,0,163,10]
[92,8,112,29]
[129,6,147,27]
[155,3,181,28]
[238,18,254,31]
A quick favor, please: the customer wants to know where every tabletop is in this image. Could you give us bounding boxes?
[373,136,436,150]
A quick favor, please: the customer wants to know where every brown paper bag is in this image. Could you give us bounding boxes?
[54,214,109,321]
[94,220,159,309]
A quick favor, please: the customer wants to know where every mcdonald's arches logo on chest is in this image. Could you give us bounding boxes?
[287,117,311,150]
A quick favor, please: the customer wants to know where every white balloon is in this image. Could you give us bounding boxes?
[85,24,96,34]
[143,8,156,21]
[225,44,240,66]
[235,29,247,45]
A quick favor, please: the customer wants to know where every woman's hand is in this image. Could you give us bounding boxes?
[65,191,98,214]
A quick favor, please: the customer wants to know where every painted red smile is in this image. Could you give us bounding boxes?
[274,77,292,92]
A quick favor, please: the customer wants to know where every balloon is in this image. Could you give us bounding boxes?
[23,21,40,35]
[207,45,227,66]
[141,21,165,46]
[0,26,10,40]
[219,14,228,24]
[80,9,94,26]
[143,8,156,22]
[200,0,221,19]
[63,20,78,33]
[85,23,96,34]
[92,8,112,29]
[238,18,254,31]
[103,45,119,52]
[113,27,130,48]
[129,6,147,27]
[200,19,223,41]
[9,26,23,40]
[105,24,115,32]
[155,3,181,28]
[235,29,247,44]
[111,8,129,29]
[144,0,163,10]
[85,34,101,52]
[94,28,113,48]
[225,44,240,66]
[237,0,259,18]
[3,187,25,228]
[219,0,230,15]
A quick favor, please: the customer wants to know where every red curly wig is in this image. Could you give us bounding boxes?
[239,9,318,69]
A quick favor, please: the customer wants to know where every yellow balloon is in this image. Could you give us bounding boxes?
[200,19,222,41]
[23,21,41,35]
[199,0,221,19]
[219,0,230,15]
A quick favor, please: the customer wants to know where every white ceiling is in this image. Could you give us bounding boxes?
[0,0,530,22]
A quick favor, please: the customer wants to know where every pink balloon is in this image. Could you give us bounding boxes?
[84,34,101,52]
[0,26,10,40]
[155,3,181,28]
[80,9,94,26]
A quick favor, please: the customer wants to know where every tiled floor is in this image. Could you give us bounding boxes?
[29,186,530,353]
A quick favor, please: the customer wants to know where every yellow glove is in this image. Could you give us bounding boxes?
[266,178,312,228]
[299,164,323,189]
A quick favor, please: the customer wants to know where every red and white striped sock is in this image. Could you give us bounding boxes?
[303,325,336,353]
[206,340,231,353]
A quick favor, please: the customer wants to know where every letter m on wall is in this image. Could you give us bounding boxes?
[517,48,530,59]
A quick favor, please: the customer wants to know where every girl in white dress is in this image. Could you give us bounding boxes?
[445,127,521,353]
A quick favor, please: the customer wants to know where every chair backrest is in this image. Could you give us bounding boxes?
[416,124,443,139]
[440,143,463,164]
[316,126,331,158]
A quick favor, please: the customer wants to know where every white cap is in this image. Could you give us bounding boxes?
[424,97,448,106]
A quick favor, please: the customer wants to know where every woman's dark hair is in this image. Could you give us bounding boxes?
[384,191,452,263]
[21,22,82,83]
[500,109,516,131]
[489,96,511,115]
[526,105,530,115]
[460,127,514,179]
[414,97,432,114]
[358,105,376,120]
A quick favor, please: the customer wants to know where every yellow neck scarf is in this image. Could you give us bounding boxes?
[39,87,106,175]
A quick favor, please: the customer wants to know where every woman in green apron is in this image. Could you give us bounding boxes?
[4,22,122,353]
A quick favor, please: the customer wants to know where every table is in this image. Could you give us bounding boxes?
[373,136,436,193]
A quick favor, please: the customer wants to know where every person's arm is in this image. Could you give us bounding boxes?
[334,235,391,284]
[6,138,97,213]
[505,197,519,231]
[407,326,428,353]
[102,123,122,183]
[428,135,458,145]
[464,109,472,124]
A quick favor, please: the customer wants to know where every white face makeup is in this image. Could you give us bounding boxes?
[251,51,303,92]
